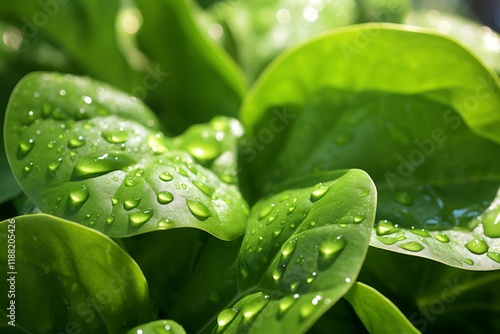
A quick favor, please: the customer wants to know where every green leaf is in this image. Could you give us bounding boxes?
[169,169,376,333]
[344,282,419,334]
[126,320,186,334]
[0,214,153,333]
[0,0,141,91]
[240,24,500,268]
[4,72,248,239]
[134,0,246,134]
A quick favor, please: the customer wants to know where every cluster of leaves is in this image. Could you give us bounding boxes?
[1,0,500,333]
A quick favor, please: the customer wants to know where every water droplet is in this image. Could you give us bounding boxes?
[273,226,283,238]
[280,194,290,202]
[124,177,138,187]
[358,189,370,197]
[398,241,424,252]
[72,153,135,180]
[157,191,174,204]
[82,95,92,104]
[482,206,500,238]
[158,218,175,229]
[106,215,115,224]
[102,130,128,144]
[288,204,296,214]
[259,203,275,220]
[378,236,400,245]
[289,280,301,292]
[278,296,296,318]
[111,197,119,206]
[68,136,86,148]
[18,138,34,158]
[187,200,211,220]
[47,158,63,173]
[375,220,399,236]
[176,166,189,177]
[267,213,278,225]
[462,258,474,266]
[217,308,238,327]
[487,252,500,263]
[309,220,317,227]
[241,293,268,320]
[23,162,33,173]
[353,215,364,223]
[410,228,430,237]
[281,239,297,259]
[123,197,141,210]
[306,272,317,284]
[435,233,450,243]
[310,184,329,202]
[465,238,489,255]
[68,186,90,206]
[159,172,173,182]
[395,191,413,205]
[147,133,169,154]
[318,236,346,269]
[193,181,213,197]
[128,210,153,226]
[272,264,285,281]
[299,303,315,319]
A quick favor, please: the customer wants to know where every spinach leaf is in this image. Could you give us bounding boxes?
[240,24,500,268]
[344,282,419,334]
[0,214,153,333]
[4,72,248,239]
[169,169,376,333]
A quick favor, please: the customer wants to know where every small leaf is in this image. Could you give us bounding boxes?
[170,169,376,333]
[0,214,152,333]
[344,282,420,334]
[4,72,248,239]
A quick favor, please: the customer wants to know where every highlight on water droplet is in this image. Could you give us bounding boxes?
[410,228,430,237]
[187,200,211,220]
[72,153,135,180]
[159,172,173,182]
[398,241,424,252]
[310,183,329,202]
[106,215,115,224]
[375,220,399,236]
[128,209,153,226]
[47,158,63,173]
[462,258,474,266]
[278,295,296,318]
[482,206,500,238]
[281,239,297,259]
[272,264,285,281]
[487,251,500,263]
[435,233,450,243]
[147,133,169,154]
[157,191,174,204]
[68,186,90,208]
[318,236,346,269]
[23,162,34,173]
[465,238,489,255]
[241,293,269,320]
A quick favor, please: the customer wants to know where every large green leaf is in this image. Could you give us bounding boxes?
[134,0,246,134]
[4,72,248,239]
[0,214,153,333]
[344,282,419,334]
[240,24,500,269]
[169,169,376,333]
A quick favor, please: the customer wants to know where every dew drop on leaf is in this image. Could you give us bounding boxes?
[318,236,346,269]
[462,258,474,265]
[68,186,90,206]
[375,220,399,236]
[159,172,173,182]
[106,215,115,224]
[482,206,500,238]
[487,252,500,263]
[353,214,364,223]
[18,138,34,158]
[147,133,169,154]
[299,303,315,320]
[410,228,430,237]
[47,158,63,173]
[465,238,489,255]
[259,203,275,220]
[310,184,329,202]
[128,210,153,226]
[102,130,128,144]
[242,293,268,320]
[68,136,86,148]
[435,233,450,243]
[158,218,175,229]
[157,191,174,204]
[187,200,211,220]
[123,197,141,210]
[72,153,135,180]
[288,204,296,214]
[377,236,400,245]
[398,241,424,252]
[272,264,285,281]
[278,295,296,318]
[217,308,239,327]
[281,239,297,259]
[272,226,283,238]
[23,162,33,173]
[193,181,213,197]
